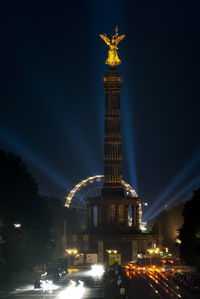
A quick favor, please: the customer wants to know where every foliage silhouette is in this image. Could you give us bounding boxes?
[179,189,200,270]
[0,148,53,279]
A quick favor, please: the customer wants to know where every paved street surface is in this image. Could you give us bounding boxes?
[1,266,199,299]
[0,268,104,299]
[125,266,200,299]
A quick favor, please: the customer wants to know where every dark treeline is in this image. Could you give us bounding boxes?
[0,148,85,283]
[179,189,200,271]
[148,189,200,271]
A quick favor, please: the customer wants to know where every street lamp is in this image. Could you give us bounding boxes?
[147,248,160,265]
[147,247,160,254]
[176,239,181,245]
[65,248,78,267]
[106,249,118,254]
[66,248,78,255]
[147,249,153,254]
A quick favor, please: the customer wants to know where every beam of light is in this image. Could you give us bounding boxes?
[89,264,105,278]
[48,101,101,175]
[148,176,200,220]
[34,280,58,292]
[15,48,101,176]
[12,284,34,294]
[38,87,101,175]
[0,126,72,191]
[144,147,200,221]
[61,115,100,175]
[56,280,85,299]
[163,176,200,209]
[36,82,101,175]
[121,92,138,192]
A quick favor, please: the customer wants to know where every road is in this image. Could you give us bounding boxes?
[1,267,199,299]
[0,268,104,299]
[126,268,199,299]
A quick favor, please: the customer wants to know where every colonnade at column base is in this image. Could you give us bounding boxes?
[86,195,141,234]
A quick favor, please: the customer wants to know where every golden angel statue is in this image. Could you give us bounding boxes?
[100,26,125,67]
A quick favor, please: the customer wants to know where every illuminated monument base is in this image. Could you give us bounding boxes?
[82,196,159,263]
[81,189,160,264]
[69,230,160,264]
[86,195,140,234]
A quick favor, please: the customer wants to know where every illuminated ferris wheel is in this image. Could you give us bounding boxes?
[65,175,142,224]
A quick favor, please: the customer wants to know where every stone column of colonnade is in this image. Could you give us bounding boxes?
[97,204,101,225]
[98,204,139,227]
[132,205,139,227]
[132,206,136,227]
[87,203,139,228]
[113,204,138,227]
[87,204,94,227]
[125,205,129,226]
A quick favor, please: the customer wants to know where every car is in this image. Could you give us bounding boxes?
[34,279,53,291]
[34,279,43,290]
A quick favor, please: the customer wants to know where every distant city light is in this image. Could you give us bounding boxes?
[176,238,182,244]
[140,221,147,231]
[13,223,21,228]
[140,226,147,231]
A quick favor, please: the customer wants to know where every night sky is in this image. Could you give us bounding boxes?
[0,0,200,221]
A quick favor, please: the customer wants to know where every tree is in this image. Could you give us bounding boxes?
[43,196,86,258]
[0,148,38,225]
[0,148,53,279]
[179,189,200,270]
[0,221,6,262]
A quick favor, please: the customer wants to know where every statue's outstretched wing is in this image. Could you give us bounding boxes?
[115,34,125,46]
[99,34,111,46]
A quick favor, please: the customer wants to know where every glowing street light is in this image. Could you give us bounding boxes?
[147,249,153,254]
[66,248,78,255]
[154,248,160,254]
[147,248,160,255]
[65,248,78,267]
[106,249,118,254]
[13,223,21,228]
[176,239,182,245]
